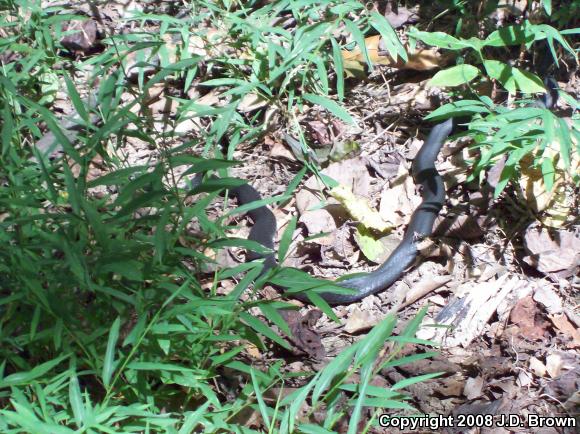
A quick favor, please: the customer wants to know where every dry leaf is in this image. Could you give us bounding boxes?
[523,225,580,276]
[549,313,580,348]
[518,147,580,228]
[545,353,563,378]
[330,184,392,232]
[509,296,550,340]
[464,376,484,399]
[344,307,380,334]
[529,357,547,377]
[342,35,451,77]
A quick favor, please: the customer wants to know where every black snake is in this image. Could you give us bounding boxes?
[199,78,559,305]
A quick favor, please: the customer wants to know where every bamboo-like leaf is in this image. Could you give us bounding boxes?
[303,93,355,125]
[102,317,121,388]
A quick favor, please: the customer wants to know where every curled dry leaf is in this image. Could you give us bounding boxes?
[545,353,563,378]
[523,225,580,277]
[532,285,563,314]
[463,376,484,400]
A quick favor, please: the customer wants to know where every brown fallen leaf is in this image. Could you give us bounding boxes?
[343,307,380,334]
[463,376,484,400]
[508,296,550,340]
[60,19,99,54]
[278,309,325,359]
[342,35,452,77]
[549,313,580,349]
[523,224,580,277]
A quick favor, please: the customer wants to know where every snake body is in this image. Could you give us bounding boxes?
[216,78,558,306]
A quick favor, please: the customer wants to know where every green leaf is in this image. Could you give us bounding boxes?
[209,237,273,256]
[556,117,572,169]
[541,157,555,191]
[484,60,545,94]
[102,317,121,388]
[380,351,439,370]
[240,312,291,350]
[63,73,89,122]
[369,11,407,62]
[0,355,68,388]
[425,99,490,120]
[311,344,357,404]
[428,64,480,87]
[391,372,443,390]
[179,403,210,434]
[251,368,271,428]
[278,215,297,263]
[298,424,335,434]
[409,29,472,50]
[344,19,371,69]
[484,23,533,47]
[303,93,355,124]
[331,38,345,101]
[543,0,552,15]
[354,315,396,367]
[1,104,14,158]
[69,373,85,427]
[258,304,291,337]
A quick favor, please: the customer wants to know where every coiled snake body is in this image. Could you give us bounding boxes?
[208,78,558,306]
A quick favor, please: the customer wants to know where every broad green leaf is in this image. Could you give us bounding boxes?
[354,315,396,367]
[63,73,89,122]
[541,157,555,191]
[484,60,544,93]
[484,23,532,47]
[543,0,552,15]
[209,237,273,256]
[250,368,271,428]
[258,304,291,337]
[69,373,85,427]
[178,403,210,434]
[425,99,490,120]
[298,424,335,434]
[311,344,357,404]
[353,226,384,263]
[428,64,480,87]
[380,351,439,370]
